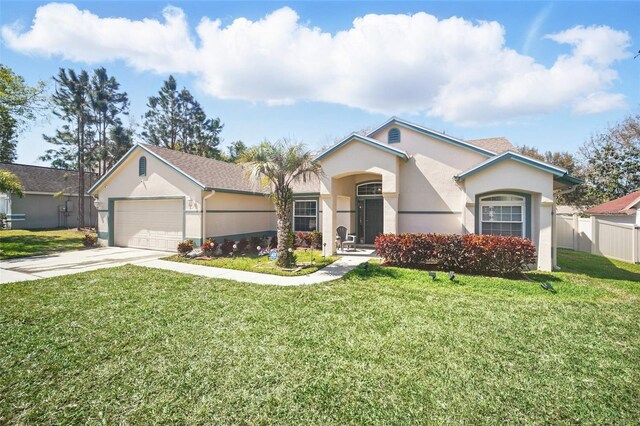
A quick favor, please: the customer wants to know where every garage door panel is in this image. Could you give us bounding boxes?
[114,199,183,250]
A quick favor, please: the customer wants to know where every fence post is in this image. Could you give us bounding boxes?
[633,226,639,264]
[590,216,598,255]
[572,214,579,250]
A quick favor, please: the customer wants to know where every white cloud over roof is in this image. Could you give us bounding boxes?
[2,4,631,125]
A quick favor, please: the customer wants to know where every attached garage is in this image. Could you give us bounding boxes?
[113,199,183,251]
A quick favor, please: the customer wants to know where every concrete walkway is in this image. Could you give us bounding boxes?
[0,247,170,284]
[137,255,370,286]
[1,247,373,286]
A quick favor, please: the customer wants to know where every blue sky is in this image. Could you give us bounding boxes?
[1,1,639,165]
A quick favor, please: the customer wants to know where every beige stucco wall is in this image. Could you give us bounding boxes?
[461,159,555,271]
[205,191,276,240]
[370,126,490,235]
[92,147,204,245]
[8,193,96,229]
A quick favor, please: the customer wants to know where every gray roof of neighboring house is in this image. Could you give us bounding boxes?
[0,163,97,194]
[467,137,515,153]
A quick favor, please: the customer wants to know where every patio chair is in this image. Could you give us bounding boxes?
[336,226,356,251]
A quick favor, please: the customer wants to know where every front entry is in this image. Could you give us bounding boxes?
[357,198,383,244]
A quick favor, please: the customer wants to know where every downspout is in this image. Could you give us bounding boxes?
[552,185,578,270]
[202,190,215,243]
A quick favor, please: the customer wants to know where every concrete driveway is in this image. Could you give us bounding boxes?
[0,247,172,284]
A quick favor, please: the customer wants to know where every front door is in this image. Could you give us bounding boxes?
[361,198,383,244]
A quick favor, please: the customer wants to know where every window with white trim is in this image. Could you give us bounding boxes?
[357,182,382,196]
[479,194,525,237]
[294,200,317,232]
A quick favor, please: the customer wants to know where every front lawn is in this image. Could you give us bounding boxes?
[0,228,91,260]
[166,249,339,276]
[1,250,638,424]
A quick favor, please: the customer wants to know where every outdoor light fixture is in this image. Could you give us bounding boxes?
[93,197,101,209]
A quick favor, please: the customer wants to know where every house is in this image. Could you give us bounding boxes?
[88,117,581,271]
[0,163,97,229]
[584,191,640,226]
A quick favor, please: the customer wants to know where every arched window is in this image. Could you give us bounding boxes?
[138,156,147,177]
[357,182,382,196]
[479,194,526,237]
[388,128,401,143]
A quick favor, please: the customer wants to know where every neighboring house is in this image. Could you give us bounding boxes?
[0,163,97,229]
[584,191,640,225]
[89,117,581,271]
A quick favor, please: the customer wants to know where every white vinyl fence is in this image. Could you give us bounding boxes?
[557,215,640,263]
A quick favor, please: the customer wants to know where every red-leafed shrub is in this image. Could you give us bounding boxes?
[201,239,217,256]
[177,239,194,255]
[220,239,236,256]
[375,233,536,276]
[236,238,250,254]
[295,231,313,248]
[310,230,322,249]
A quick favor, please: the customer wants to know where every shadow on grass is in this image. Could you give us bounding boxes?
[0,232,84,259]
[558,249,640,283]
[345,263,403,280]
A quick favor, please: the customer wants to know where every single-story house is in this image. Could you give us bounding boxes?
[0,163,96,229]
[584,191,640,226]
[88,117,581,271]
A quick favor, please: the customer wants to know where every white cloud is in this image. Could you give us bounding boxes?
[2,4,632,124]
[572,92,627,115]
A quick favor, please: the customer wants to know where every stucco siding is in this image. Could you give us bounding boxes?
[461,159,555,270]
[93,148,204,245]
[8,194,96,229]
[205,192,276,240]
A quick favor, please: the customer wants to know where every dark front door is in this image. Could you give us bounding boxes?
[364,198,383,244]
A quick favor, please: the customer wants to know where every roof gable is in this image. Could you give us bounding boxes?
[315,133,409,162]
[90,144,268,195]
[455,151,583,185]
[367,117,497,157]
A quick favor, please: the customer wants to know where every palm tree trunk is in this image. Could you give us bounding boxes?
[275,199,295,268]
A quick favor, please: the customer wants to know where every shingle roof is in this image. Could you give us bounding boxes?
[0,163,97,194]
[466,137,515,153]
[584,191,640,216]
[141,144,264,193]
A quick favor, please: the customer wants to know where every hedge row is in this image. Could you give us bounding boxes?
[374,233,537,275]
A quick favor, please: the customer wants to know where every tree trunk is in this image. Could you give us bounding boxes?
[77,115,85,230]
[275,199,295,268]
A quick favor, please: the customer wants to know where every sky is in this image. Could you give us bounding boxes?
[1,0,639,165]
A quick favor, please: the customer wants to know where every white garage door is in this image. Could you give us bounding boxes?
[114,199,183,251]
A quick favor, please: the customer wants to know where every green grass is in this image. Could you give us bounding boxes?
[165,249,339,276]
[0,228,91,259]
[1,250,638,424]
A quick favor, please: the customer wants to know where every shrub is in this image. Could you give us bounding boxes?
[269,235,277,249]
[202,238,217,256]
[177,239,194,255]
[295,231,313,248]
[375,233,536,276]
[82,233,98,248]
[310,230,322,249]
[249,236,265,254]
[236,238,250,254]
[220,239,236,256]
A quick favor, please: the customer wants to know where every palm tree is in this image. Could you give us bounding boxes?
[242,139,322,267]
